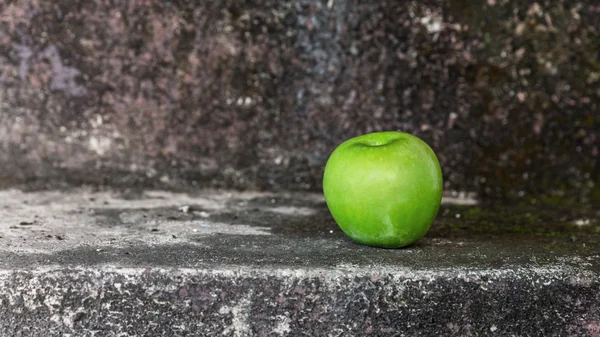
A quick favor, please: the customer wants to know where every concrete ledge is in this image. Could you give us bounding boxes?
[2,265,599,336]
[0,189,598,336]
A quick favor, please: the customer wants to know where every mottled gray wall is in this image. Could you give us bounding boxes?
[0,0,598,199]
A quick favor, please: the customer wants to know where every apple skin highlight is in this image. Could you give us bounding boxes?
[323,131,443,248]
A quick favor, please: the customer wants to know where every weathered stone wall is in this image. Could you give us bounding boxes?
[0,0,598,199]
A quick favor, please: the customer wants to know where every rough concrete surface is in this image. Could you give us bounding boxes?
[1,188,599,336]
[0,0,598,199]
[1,0,599,335]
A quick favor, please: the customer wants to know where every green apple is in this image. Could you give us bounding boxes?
[323,131,443,248]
